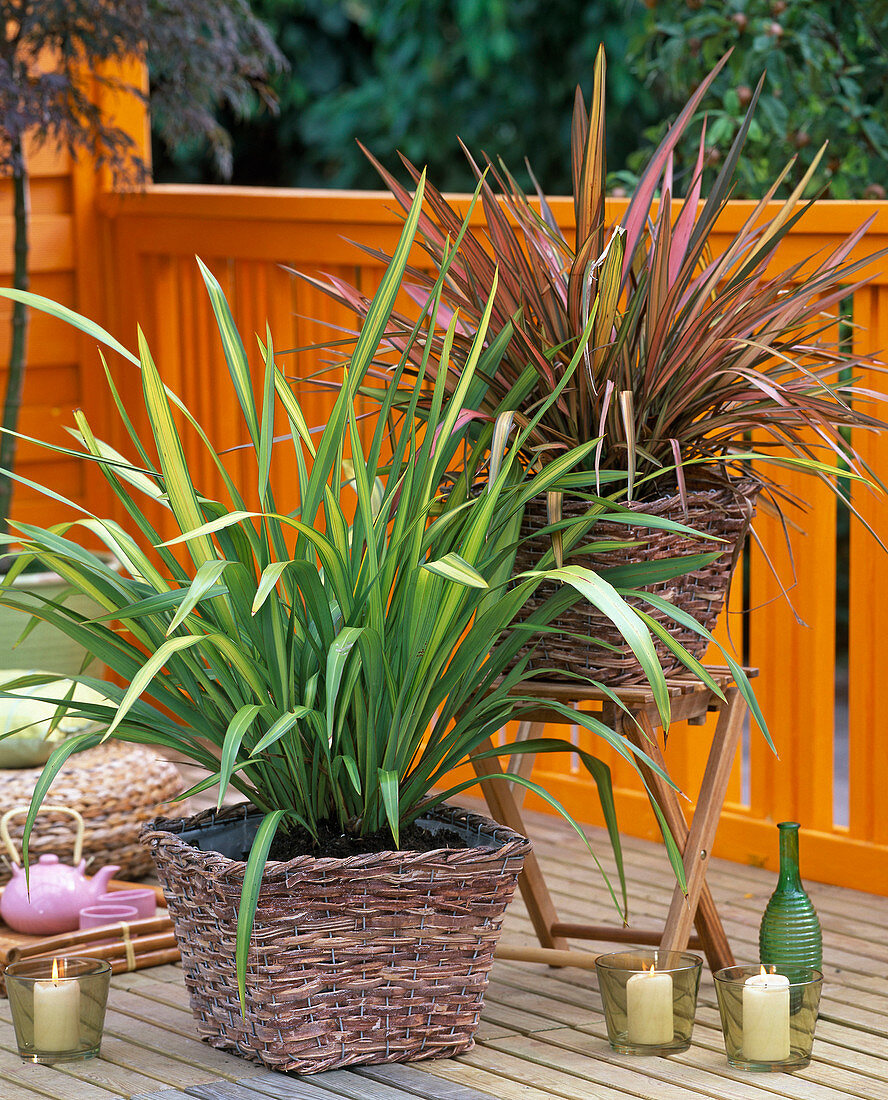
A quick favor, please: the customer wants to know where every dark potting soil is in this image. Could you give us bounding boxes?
[267,819,469,861]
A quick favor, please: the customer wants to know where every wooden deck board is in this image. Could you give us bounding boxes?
[2,800,886,1099]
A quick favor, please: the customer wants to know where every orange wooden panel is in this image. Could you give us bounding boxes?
[0,269,79,377]
[17,135,72,178]
[748,467,837,832]
[0,270,74,304]
[9,395,84,455]
[16,365,80,405]
[0,313,80,367]
[91,55,151,190]
[0,214,74,275]
[10,459,83,525]
[743,284,842,837]
[848,284,888,846]
[0,177,72,219]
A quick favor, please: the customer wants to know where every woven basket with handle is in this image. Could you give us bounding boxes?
[512,480,758,685]
[141,802,530,1074]
[0,742,183,884]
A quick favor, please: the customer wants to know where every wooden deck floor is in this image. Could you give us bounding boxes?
[2,802,887,1099]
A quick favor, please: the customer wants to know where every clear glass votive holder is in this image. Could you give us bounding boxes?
[5,956,112,1063]
[713,965,823,1071]
[595,950,703,1055]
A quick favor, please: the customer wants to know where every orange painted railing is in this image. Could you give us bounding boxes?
[4,113,888,895]
[89,187,888,895]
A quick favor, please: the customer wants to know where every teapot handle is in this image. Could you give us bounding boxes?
[0,805,85,866]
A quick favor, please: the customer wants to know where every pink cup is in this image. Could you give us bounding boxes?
[97,888,157,921]
[79,903,139,930]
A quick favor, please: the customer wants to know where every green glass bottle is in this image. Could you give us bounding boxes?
[759,822,822,983]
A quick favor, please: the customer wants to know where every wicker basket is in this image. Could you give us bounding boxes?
[0,742,184,884]
[140,802,530,1074]
[513,481,758,685]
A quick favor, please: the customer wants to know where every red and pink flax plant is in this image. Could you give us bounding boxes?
[298,48,888,523]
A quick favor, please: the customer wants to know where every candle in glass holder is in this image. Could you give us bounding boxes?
[626,962,674,1045]
[33,957,80,1053]
[743,967,790,1061]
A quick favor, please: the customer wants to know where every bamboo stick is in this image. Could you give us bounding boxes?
[7,916,174,962]
[106,947,181,974]
[8,932,179,966]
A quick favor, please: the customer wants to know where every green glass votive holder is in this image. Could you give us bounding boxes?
[713,965,823,1071]
[595,950,703,1055]
[5,957,112,1063]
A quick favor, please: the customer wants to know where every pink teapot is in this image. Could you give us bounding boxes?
[0,806,120,934]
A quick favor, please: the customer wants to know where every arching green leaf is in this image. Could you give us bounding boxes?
[235,810,286,1013]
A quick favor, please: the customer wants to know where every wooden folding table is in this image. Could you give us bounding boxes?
[471,668,753,972]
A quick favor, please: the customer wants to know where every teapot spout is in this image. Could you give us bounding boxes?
[89,863,121,898]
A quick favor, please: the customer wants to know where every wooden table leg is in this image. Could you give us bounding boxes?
[471,737,569,951]
[471,679,746,969]
[660,688,746,969]
[625,701,741,972]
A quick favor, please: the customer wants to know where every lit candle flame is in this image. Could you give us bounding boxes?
[51,957,59,985]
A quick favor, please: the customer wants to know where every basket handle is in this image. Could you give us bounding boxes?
[0,805,85,866]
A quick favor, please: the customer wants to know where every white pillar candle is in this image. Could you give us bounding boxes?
[743,969,790,1061]
[626,965,674,1045]
[33,959,80,1053]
